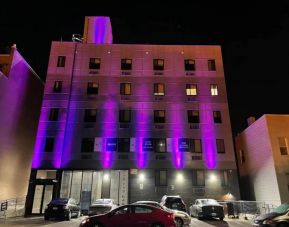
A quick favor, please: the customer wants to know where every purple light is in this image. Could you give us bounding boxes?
[86,17,113,44]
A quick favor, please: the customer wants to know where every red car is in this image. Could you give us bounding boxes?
[79,204,176,227]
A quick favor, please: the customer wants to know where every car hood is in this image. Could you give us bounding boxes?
[174,210,190,216]
[255,212,281,221]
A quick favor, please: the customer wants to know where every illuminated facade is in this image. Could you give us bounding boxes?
[25,16,240,215]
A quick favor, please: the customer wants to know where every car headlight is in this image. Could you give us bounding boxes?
[81,218,90,224]
[262,219,274,224]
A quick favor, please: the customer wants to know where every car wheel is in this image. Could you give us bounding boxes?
[219,217,224,221]
[76,210,81,218]
[66,211,71,221]
[151,223,164,227]
[44,215,49,221]
[277,223,289,227]
[175,217,183,227]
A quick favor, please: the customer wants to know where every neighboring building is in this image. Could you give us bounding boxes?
[235,115,289,206]
[0,45,44,201]
[25,16,240,215]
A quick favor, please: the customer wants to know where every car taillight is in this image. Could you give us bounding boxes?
[167,213,175,219]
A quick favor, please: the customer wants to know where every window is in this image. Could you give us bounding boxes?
[89,58,100,69]
[184,59,195,71]
[240,150,245,164]
[188,110,199,123]
[189,139,202,153]
[81,138,94,153]
[44,138,54,152]
[135,206,153,213]
[53,81,62,93]
[208,59,216,71]
[221,171,228,187]
[278,137,288,155]
[210,84,218,96]
[84,109,97,122]
[192,170,205,186]
[154,110,165,123]
[119,110,131,123]
[216,139,225,153]
[49,108,59,121]
[156,170,167,186]
[213,111,222,123]
[120,83,131,95]
[118,138,130,152]
[87,82,98,95]
[57,56,66,67]
[153,59,164,70]
[186,84,197,96]
[121,59,132,70]
[155,139,166,153]
[154,83,165,96]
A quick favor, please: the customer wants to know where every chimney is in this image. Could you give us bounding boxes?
[83,16,113,44]
[247,116,256,126]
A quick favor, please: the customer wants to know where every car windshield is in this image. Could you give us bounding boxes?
[273,204,289,214]
[93,199,112,205]
[200,199,219,205]
[140,202,162,209]
[165,197,186,211]
[50,198,68,204]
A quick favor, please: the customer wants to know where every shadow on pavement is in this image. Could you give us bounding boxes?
[201,218,229,227]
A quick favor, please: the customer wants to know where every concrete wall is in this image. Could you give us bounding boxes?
[0,48,43,200]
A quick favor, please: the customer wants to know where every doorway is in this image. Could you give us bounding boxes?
[32,185,53,214]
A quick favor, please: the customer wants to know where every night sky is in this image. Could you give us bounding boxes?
[0,1,288,135]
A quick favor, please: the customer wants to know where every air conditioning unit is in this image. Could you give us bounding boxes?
[193,187,205,195]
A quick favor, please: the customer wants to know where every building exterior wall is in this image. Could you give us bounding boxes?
[26,40,240,214]
[0,47,44,200]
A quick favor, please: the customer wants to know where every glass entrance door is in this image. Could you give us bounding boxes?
[32,185,53,214]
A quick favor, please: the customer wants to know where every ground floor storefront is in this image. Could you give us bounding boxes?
[25,168,240,215]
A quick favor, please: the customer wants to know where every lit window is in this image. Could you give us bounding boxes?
[213,111,222,123]
[154,110,165,123]
[153,59,164,70]
[208,59,216,71]
[278,137,288,155]
[155,139,166,153]
[189,139,202,153]
[154,83,165,96]
[87,82,98,95]
[188,110,199,123]
[210,84,218,96]
[57,56,66,67]
[84,109,97,122]
[186,84,197,96]
[121,59,132,70]
[49,108,59,121]
[216,139,225,153]
[53,81,62,93]
[120,83,131,95]
[119,110,131,123]
[184,59,195,71]
[89,58,100,69]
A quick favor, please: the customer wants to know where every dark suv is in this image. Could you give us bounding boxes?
[160,195,187,213]
[44,198,81,220]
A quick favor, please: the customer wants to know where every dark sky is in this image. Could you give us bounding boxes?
[0,1,288,135]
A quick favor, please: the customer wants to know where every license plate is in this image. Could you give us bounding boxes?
[211,213,216,216]
[53,207,58,210]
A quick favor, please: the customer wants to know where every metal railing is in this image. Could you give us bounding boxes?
[0,197,26,219]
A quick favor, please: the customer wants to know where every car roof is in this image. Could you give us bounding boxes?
[134,201,160,204]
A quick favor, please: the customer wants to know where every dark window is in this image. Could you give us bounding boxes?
[155,139,166,153]
[216,139,225,153]
[184,59,195,71]
[153,59,164,70]
[240,150,245,164]
[120,83,131,95]
[208,59,216,71]
[118,138,130,152]
[121,59,132,70]
[154,83,165,96]
[278,137,288,155]
[87,82,98,95]
[89,58,100,69]
[156,170,167,186]
[44,138,54,152]
[213,111,222,123]
[188,110,199,123]
[221,171,228,187]
[57,56,66,67]
[186,84,197,96]
[154,110,165,123]
[192,170,205,186]
[81,138,94,153]
[119,110,131,123]
[49,108,59,121]
[84,109,97,122]
[53,81,62,93]
[189,139,202,153]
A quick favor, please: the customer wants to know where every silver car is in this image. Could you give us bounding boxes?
[88,199,118,216]
[134,200,191,227]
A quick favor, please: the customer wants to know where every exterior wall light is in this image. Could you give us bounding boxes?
[176,173,184,182]
[103,173,110,181]
[139,173,145,182]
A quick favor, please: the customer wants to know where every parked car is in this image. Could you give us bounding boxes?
[44,198,81,220]
[134,200,191,227]
[79,204,176,227]
[253,203,289,226]
[160,195,187,213]
[88,198,118,216]
[189,199,224,221]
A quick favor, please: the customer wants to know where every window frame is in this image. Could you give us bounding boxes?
[186,84,197,96]
[84,109,97,122]
[119,109,131,123]
[155,169,167,186]
[57,56,66,67]
[213,111,222,123]
[154,110,166,123]
[216,139,225,153]
[53,81,63,93]
[208,59,216,71]
[87,82,99,95]
[89,58,101,70]
[49,108,59,121]
[184,59,195,71]
[121,58,132,70]
[187,110,200,123]
[120,83,132,95]
[81,138,95,153]
[44,138,54,153]
[210,84,218,96]
[153,59,164,71]
[154,83,165,96]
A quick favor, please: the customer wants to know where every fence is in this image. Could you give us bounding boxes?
[0,197,26,219]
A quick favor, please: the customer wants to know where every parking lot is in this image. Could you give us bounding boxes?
[0,216,253,227]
